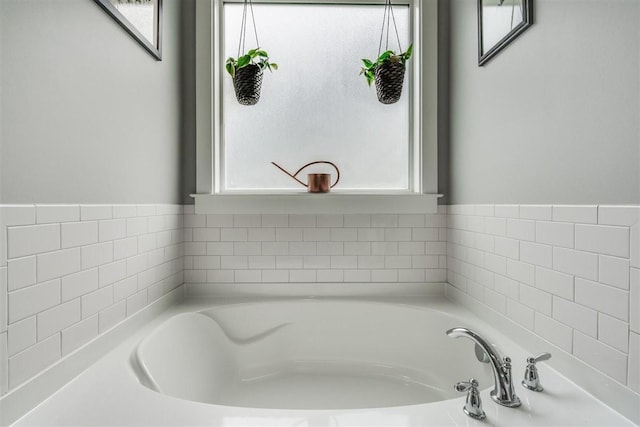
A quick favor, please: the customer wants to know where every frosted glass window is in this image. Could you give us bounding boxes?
[221,3,411,191]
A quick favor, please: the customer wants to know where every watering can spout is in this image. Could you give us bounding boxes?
[271,162,307,187]
[271,161,340,193]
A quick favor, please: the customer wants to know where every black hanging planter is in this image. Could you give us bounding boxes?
[360,0,412,105]
[233,64,264,106]
[226,0,277,106]
[374,61,405,105]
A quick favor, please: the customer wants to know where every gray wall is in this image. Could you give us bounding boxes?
[0,0,184,204]
[181,0,196,205]
[437,0,450,204]
[6,0,635,205]
[0,2,4,205]
[448,0,640,204]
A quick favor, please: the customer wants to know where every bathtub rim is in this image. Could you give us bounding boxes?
[1,284,638,426]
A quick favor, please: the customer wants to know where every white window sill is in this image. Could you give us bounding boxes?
[191,193,442,214]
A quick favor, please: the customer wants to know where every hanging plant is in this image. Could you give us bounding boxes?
[359,0,412,104]
[226,49,278,105]
[360,44,412,104]
[226,0,277,106]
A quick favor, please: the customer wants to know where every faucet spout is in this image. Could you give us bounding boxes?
[446,327,521,407]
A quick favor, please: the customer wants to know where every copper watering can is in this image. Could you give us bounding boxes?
[271,161,340,193]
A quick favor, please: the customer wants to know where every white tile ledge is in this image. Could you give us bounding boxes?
[185,282,446,298]
[192,193,442,214]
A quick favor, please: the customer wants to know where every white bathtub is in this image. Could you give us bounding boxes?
[134,300,494,410]
[12,297,635,426]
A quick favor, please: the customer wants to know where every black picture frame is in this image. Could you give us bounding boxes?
[478,0,533,66]
[94,0,163,60]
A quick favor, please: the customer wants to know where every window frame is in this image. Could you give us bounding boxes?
[194,0,440,213]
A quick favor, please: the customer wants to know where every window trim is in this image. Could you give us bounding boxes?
[194,0,440,213]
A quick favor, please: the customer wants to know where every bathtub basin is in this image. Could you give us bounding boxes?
[134,300,493,410]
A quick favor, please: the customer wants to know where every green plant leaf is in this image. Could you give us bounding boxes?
[270,63,278,70]
[366,72,374,86]
[237,54,251,68]
[226,57,235,64]
[362,59,374,68]
[256,50,268,57]
[404,43,413,60]
[248,48,257,58]
[362,69,374,86]
[225,62,234,77]
[378,50,393,62]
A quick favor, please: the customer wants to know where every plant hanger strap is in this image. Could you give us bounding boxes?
[377,0,403,57]
[237,0,261,57]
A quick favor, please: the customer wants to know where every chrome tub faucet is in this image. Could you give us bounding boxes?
[446,327,521,408]
[522,352,552,391]
[455,378,486,420]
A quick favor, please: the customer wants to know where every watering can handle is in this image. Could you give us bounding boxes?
[271,161,341,188]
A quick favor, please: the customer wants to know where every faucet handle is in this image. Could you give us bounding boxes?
[454,378,486,420]
[522,352,552,392]
[454,379,476,393]
[530,352,552,363]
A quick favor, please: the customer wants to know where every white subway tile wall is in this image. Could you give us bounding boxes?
[0,204,184,391]
[1,203,638,400]
[446,204,640,392]
[181,206,449,285]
